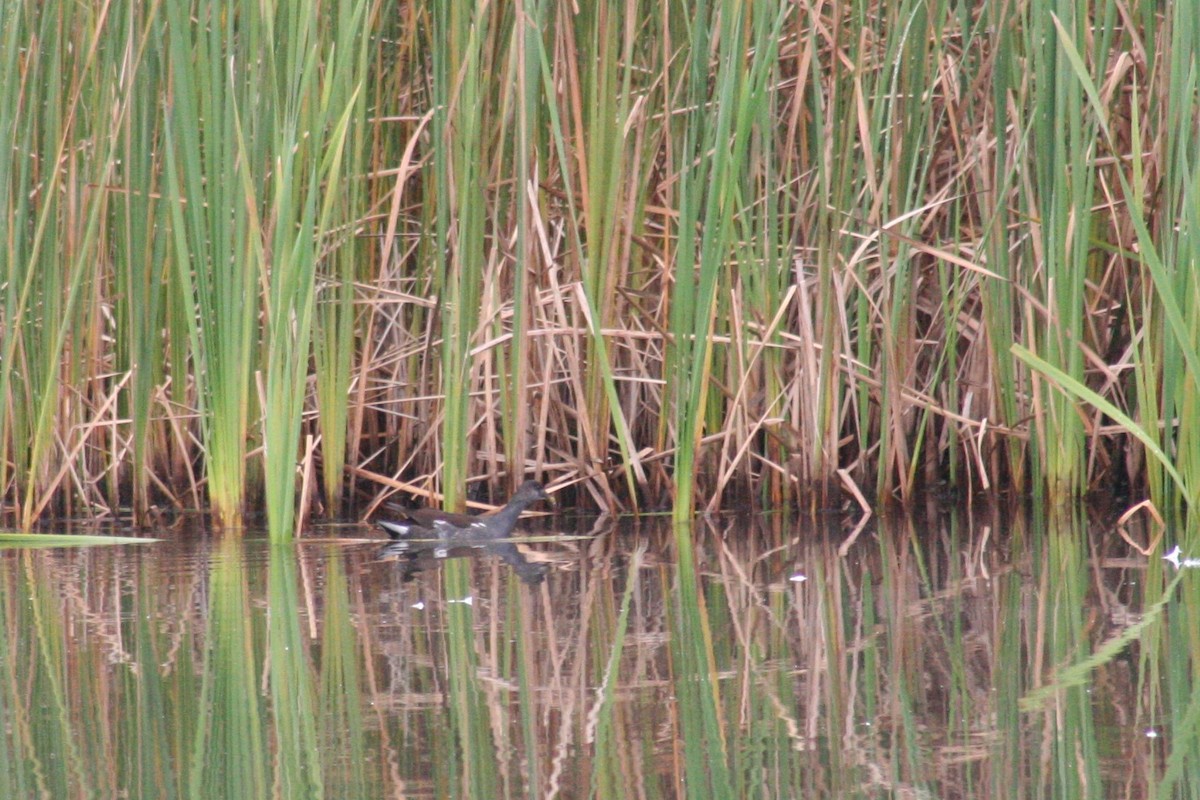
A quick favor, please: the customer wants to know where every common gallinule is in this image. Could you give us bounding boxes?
[378,480,551,541]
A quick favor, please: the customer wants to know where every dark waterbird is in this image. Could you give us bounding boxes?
[378,480,551,541]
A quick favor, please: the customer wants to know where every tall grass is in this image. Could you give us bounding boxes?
[429,0,490,508]
[3,0,1200,527]
[160,0,261,527]
[257,0,369,539]
[312,0,374,518]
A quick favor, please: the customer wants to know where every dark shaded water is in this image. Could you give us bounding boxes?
[0,505,1189,798]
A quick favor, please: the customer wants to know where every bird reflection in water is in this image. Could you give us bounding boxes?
[377,537,550,584]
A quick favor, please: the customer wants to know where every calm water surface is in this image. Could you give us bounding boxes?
[0,505,1188,798]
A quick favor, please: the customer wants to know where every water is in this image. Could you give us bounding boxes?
[0,505,1186,798]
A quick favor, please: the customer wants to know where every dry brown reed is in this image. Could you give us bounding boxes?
[0,0,1193,525]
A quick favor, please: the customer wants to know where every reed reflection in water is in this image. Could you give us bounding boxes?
[0,505,1181,798]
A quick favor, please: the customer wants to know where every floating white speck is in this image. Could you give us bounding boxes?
[1145,728,1160,739]
[1163,546,1200,569]
[789,573,807,583]
[411,601,425,610]
[448,595,474,605]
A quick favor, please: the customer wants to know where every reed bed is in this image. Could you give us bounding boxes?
[1,0,1196,531]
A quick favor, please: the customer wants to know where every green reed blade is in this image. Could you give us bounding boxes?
[1014,344,1189,497]
[431,0,491,505]
[313,0,374,517]
[162,0,261,527]
[259,0,368,540]
[0,533,158,547]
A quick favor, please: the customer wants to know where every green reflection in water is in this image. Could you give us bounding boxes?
[190,537,267,798]
[444,557,497,797]
[0,508,1191,797]
[671,520,733,799]
[268,542,323,797]
[316,547,367,796]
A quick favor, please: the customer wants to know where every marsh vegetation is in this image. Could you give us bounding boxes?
[2,0,1197,535]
